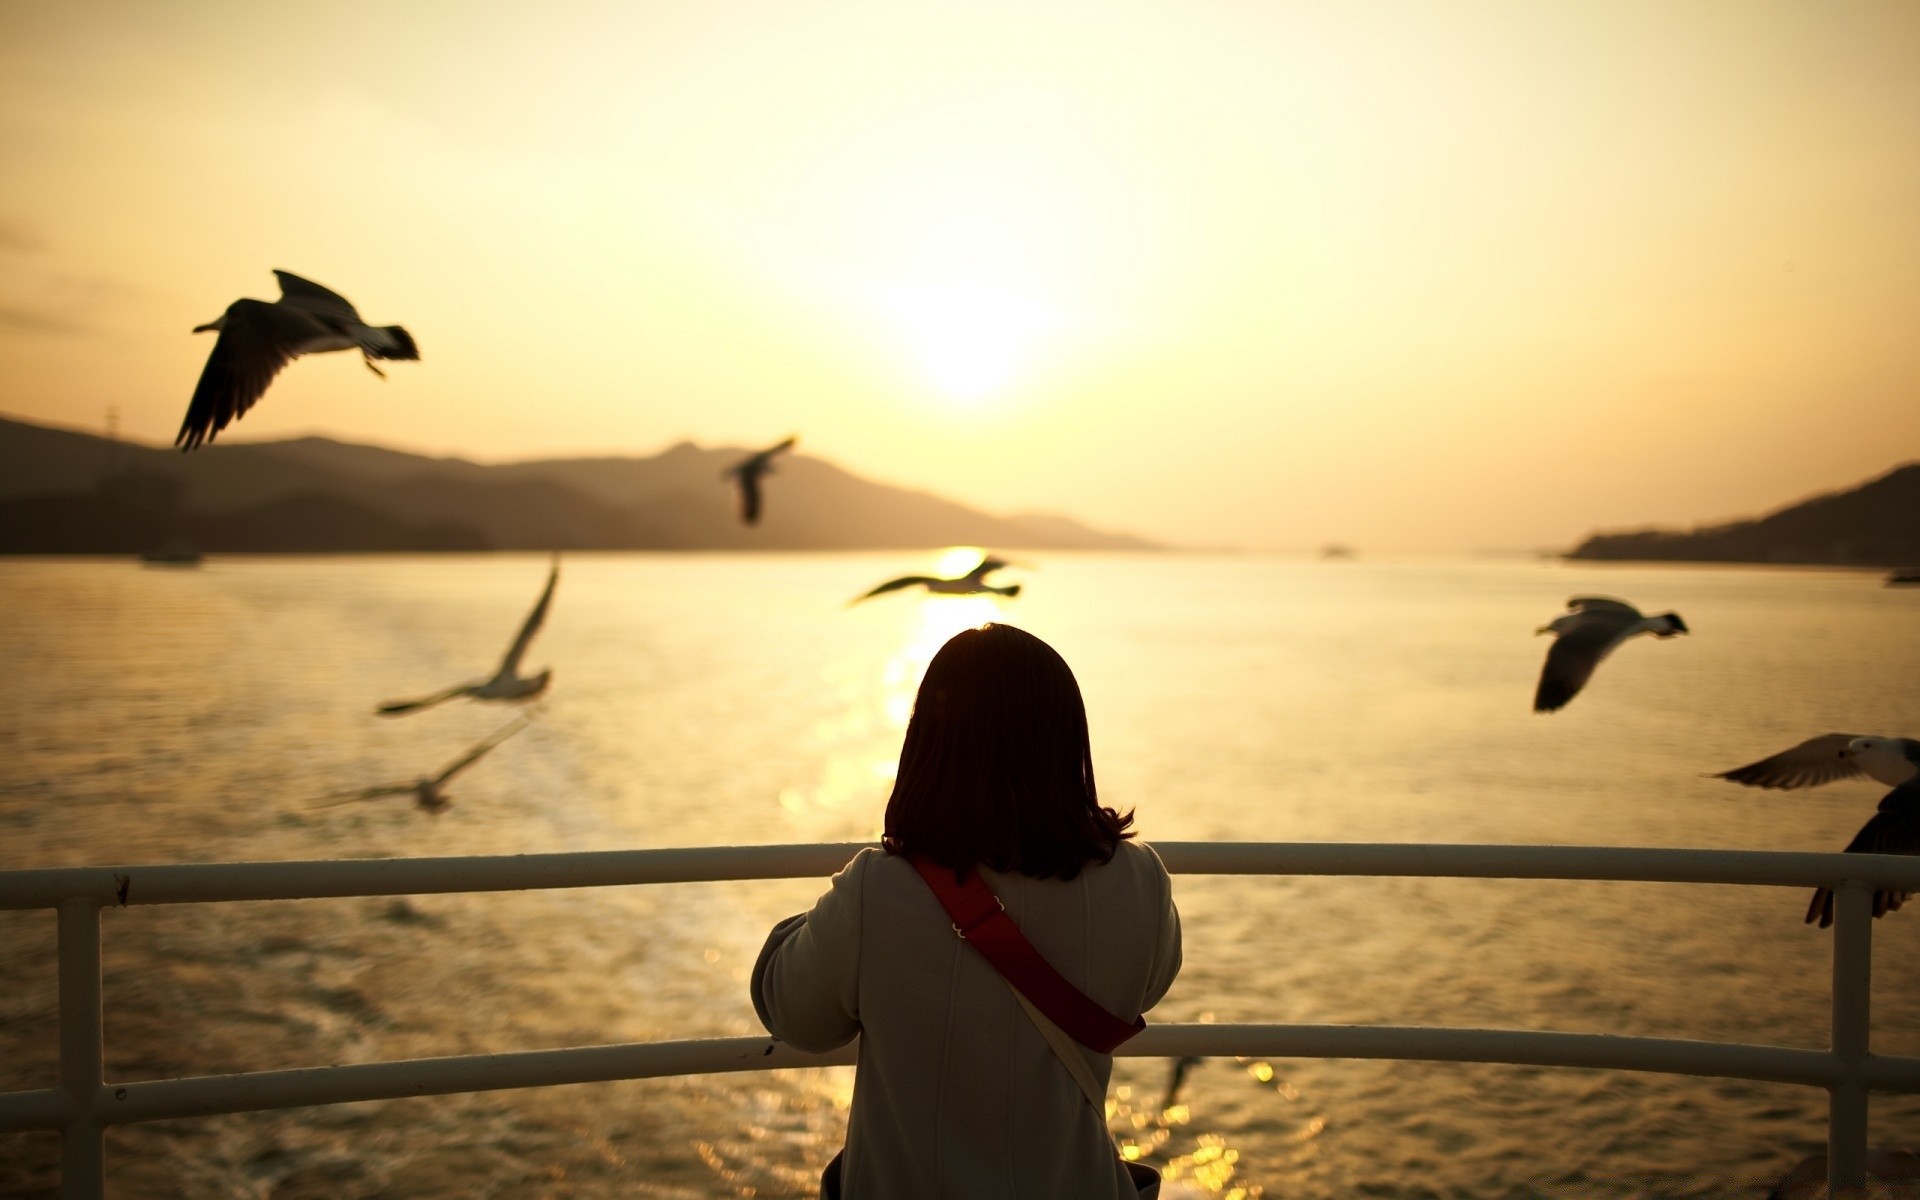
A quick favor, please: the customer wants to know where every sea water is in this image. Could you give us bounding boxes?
[1,552,1916,1198]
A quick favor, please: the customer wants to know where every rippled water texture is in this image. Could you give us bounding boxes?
[2,553,1918,1198]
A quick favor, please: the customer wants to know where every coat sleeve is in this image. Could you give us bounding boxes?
[1140,853,1183,1013]
[750,849,869,1052]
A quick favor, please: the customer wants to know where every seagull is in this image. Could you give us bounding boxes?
[1158,1055,1205,1114]
[309,718,530,814]
[378,561,559,716]
[724,435,797,525]
[1715,734,1920,926]
[1532,596,1687,713]
[850,555,1023,605]
[177,270,419,451]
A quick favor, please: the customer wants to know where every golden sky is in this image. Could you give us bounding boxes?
[2,1,1916,550]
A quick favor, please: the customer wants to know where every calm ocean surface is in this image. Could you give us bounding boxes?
[2,552,1917,1198]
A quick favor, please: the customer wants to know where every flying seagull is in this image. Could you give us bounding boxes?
[1715,733,1920,926]
[1532,596,1687,713]
[1158,1055,1206,1114]
[850,555,1023,605]
[378,561,559,716]
[309,718,530,814]
[724,435,797,525]
[177,270,419,451]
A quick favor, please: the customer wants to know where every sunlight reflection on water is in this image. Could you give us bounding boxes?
[2,552,1918,1198]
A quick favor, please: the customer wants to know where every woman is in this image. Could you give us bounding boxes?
[753,623,1182,1198]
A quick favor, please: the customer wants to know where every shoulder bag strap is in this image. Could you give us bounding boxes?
[907,855,1144,1053]
[1009,986,1108,1110]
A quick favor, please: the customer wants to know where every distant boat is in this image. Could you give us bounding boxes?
[1320,544,1356,561]
[139,538,203,567]
[1888,568,1920,586]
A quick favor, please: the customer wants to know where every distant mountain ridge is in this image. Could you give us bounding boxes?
[1567,462,1920,567]
[0,414,1159,554]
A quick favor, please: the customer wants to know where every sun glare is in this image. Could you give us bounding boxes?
[877,280,1059,402]
[933,545,990,576]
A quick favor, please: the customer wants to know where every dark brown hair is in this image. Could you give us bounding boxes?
[882,623,1134,880]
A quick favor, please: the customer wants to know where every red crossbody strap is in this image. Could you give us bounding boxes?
[908,855,1144,1053]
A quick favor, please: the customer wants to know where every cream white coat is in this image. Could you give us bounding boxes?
[753,841,1183,1199]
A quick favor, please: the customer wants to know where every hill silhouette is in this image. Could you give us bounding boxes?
[0,414,1158,554]
[1568,462,1920,567]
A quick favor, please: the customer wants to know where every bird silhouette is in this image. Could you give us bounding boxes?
[378,560,559,716]
[309,718,530,814]
[850,555,1023,604]
[177,270,418,450]
[1158,1055,1205,1113]
[1532,596,1687,712]
[1715,734,1920,926]
[724,435,797,525]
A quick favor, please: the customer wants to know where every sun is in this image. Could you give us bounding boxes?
[876,279,1059,402]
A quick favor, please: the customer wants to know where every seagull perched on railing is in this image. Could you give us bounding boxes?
[1714,733,1920,927]
[1531,596,1687,712]
[309,718,530,814]
[378,561,559,716]
[176,270,418,451]
[724,435,797,525]
[850,555,1023,605]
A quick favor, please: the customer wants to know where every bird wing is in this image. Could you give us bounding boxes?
[1714,734,1868,790]
[273,270,364,323]
[1566,596,1645,618]
[176,299,330,450]
[433,718,531,785]
[498,561,560,676]
[307,783,416,809]
[375,682,476,717]
[1532,618,1632,712]
[1805,786,1920,927]
[1536,614,1643,706]
[736,472,763,524]
[850,575,935,604]
[731,436,796,476]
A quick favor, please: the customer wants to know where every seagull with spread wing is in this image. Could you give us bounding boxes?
[724,435,797,525]
[309,718,531,814]
[850,554,1023,605]
[378,561,559,716]
[177,270,419,451]
[1531,596,1687,713]
[1715,733,1920,927]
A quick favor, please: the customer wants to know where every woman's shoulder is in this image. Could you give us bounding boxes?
[1089,838,1174,897]
[832,845,917,891]
[1109,837,1172,875]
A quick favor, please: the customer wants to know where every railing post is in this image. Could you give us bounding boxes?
[1827,881,1872,1199]
[57,898,105,1200]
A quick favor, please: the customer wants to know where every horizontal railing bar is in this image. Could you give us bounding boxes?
[0,843,870,909]
[4,843,1920,910]
[1153,843,1920,890]
[91,1036,857,1125]
[3,1025,1902,1129]
[0,1087,68,1131]
[1132,1024,1855,1088]
[1863,1055,1920,1092]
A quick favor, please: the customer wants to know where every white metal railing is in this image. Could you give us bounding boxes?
[3,841,1919,1200]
